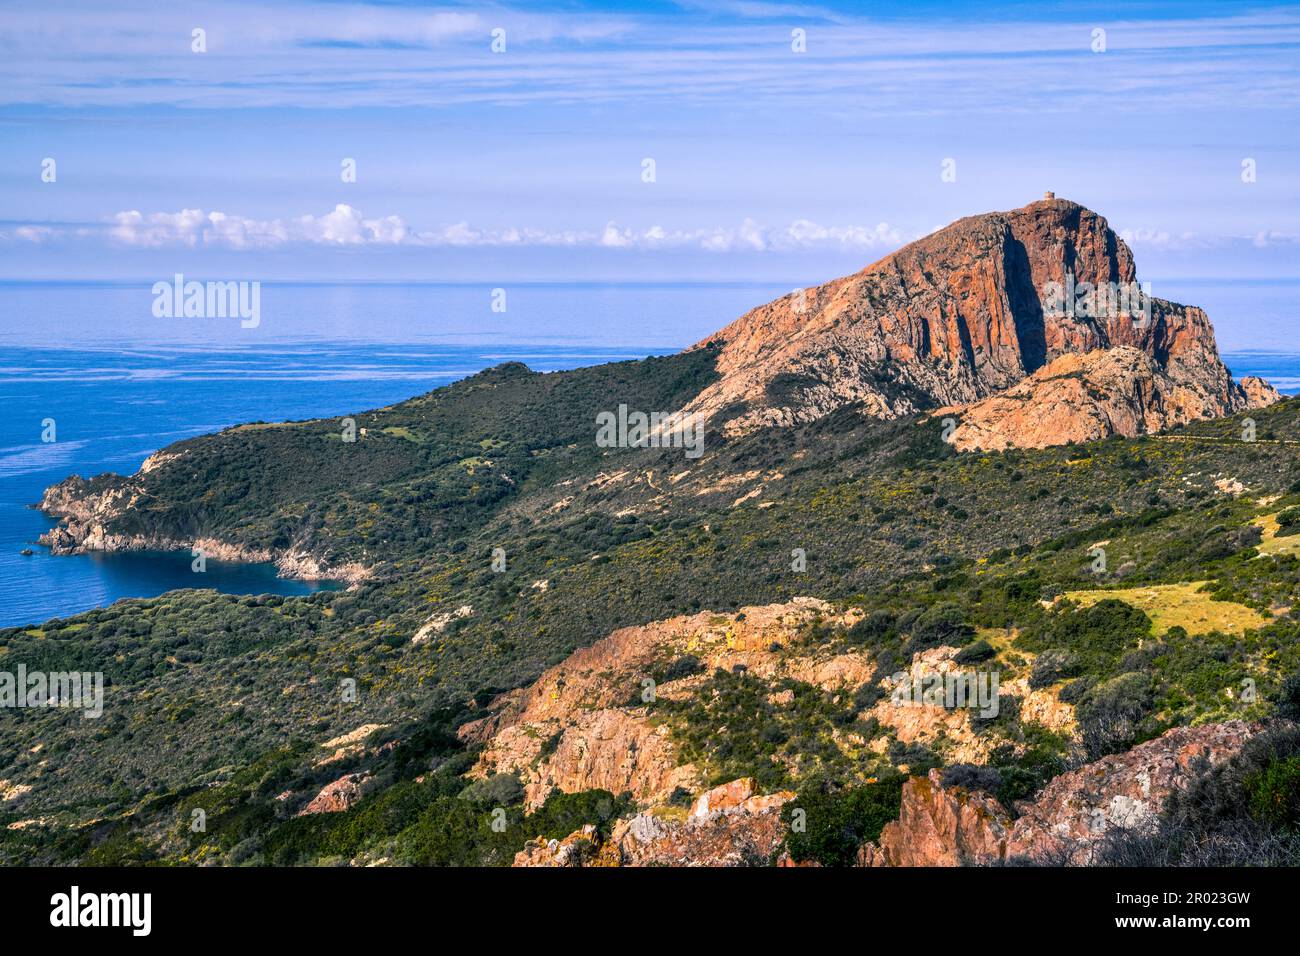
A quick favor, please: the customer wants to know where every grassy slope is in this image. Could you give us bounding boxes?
[54,350,720,567]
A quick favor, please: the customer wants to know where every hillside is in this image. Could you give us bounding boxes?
[6,388,1300,864]
[5,198,1300,867]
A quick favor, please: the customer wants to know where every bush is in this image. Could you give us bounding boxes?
[1245,755,1300,831]
[660,655,704,682]
[664,670,858,789]
[845,610,896,647]
[1077,671,1152,759]
[1018,599,1151,683]
[1057,676,1094,705]
[954,639,995,665]
[1278,672,1300,722]
[941,764,1002,793]
[783,777,905,866]
[852,681,885,711]
[972,693,1019,735]
[888,740,940,772]
[459,773,523,806]
[526,788,630,842]
[1028,649,1079,689]
[904,603,973,654]
[1278,507,1300,536]
[1233,524,1264,550]
[993,765,1045,806]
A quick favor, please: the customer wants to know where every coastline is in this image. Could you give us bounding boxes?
[36,472,371,589]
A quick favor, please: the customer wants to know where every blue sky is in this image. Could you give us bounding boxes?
[1,0,1297,282]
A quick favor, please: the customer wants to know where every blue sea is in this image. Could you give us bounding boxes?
[0,279,1296,629]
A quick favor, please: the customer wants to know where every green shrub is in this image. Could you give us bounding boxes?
[459,773,523,806]
[659,655,704,682]
[940,764,1001,793]
[1029,648,1080,689]
[904,603,973,654]
[1278,672,1300,722]
[783,777,905,866]
[1078,671,1152,759]
[1245,755,1300,831]
[954,639,995,665]
[845,610,896,647]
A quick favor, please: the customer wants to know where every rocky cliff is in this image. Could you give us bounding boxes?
[940,347,1280,452]
[680,196,1275,447]
[860,722,1258,866]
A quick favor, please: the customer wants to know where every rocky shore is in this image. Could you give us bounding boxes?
[37,472,371,587]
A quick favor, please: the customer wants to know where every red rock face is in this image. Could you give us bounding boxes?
[465,598,869,810]
[858,722,1257,867]
[1005,722,1256,865]
[512,784,795,867]
[941,346,1212,452]
[297,773,369,816]
[858,770,1012,867]
[681,197,1272,446]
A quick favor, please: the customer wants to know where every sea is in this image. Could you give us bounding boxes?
[0,279,1296,629]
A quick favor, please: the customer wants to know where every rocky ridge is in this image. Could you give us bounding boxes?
[478,595,1262,867]
[515,778,795,867]
[679,196,1276,448]
[511,722,1259,867]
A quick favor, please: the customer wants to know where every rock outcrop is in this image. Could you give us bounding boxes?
[1240,375,1283,410]
[679,197,1273,448]
[298,773,370,816]
[939,346,1254,452]
[1003,721,1255,864]
[602,799,792,867]
[466,598,870,809]
[513,779,795,867]
[860,721,1256,866]
[514,824,599,867]
[858,770,1013,866]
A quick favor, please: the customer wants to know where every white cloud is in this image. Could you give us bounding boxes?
[109,205,412,248]
[1120,227,1300,250]
[600,221,634,248]
[1252,230,1300,249]
[11,209,1292,258]
[1119,227,1176,247]
[12,225,55,243]
[16,205,912,254]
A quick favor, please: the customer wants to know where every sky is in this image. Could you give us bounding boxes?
[1,0,1298,283]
